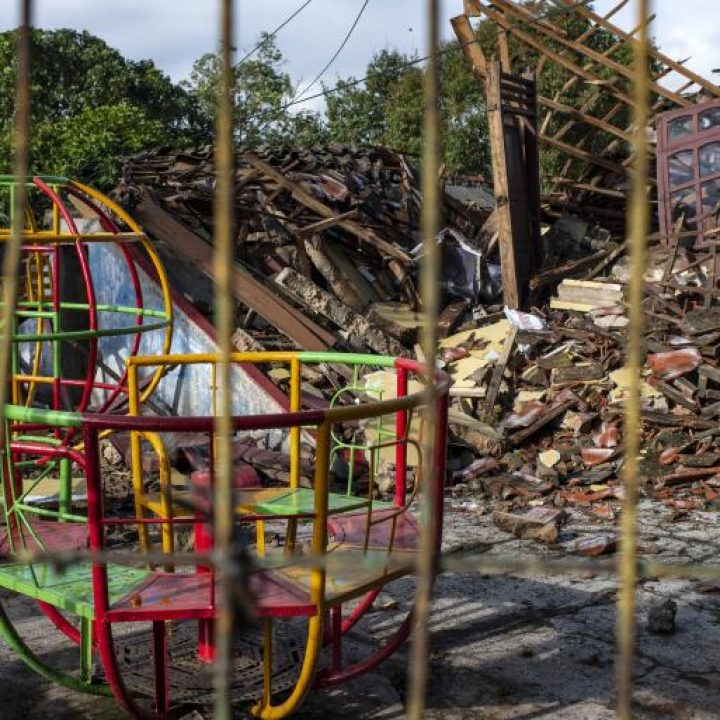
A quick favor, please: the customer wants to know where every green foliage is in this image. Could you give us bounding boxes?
[0,28,201,186]
[325,47,490,178]
[33,104,169,188]
[0,4,641,189]
[184,35,327,149]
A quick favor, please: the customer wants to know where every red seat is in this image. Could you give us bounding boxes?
[108,569,315,622]
[0,518,88,559]
[327,508,419,551]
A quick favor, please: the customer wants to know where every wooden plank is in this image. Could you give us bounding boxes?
[295,209,359,236]
[244,152,411,265]
[451,15,631,146]
[554,0,720,99]
[540,134,628,176]
[498,29,512,71]
[485,325,517,417]
[134,196,335,350]
[509,400,574,445]
[476,2,635,107]
[438,298,469,337]
[491,0,689,107]
[275,268,407,357]
[451,14,488,87]
[304,234,367,313]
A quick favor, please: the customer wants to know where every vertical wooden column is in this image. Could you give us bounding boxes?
[487,61,541,309]
[487,61,519,308]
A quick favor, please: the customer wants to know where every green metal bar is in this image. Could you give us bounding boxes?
[0,174,69,185]
[13,434,63,445]
[59,457,71,519]
[17,300,168,318]
[0,601,111,696]
[4,404,82,427]
[14,309,56,318]
[299,351,396,367]
[79,616,93,684]
[11,318,170,342]
[13,461,55,498]
[12,504,85,523]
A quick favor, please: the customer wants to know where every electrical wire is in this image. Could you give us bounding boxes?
[236,0,313,66]
[293,0,370,103]
[281,0,597,112]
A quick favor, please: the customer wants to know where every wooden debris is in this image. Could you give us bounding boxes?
[493,507,565,544]
[275,268,407,357]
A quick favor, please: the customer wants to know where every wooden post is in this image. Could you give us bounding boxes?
[487,61,519,308]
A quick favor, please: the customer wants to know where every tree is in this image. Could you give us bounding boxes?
[33,104,168,189]
[184,35,327,149]
[0,29,202,186]
[325,48,490,178]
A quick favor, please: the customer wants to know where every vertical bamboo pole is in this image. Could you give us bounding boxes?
[616,1,650,718]
[0,1,31,431]
[213,0,236,717]
[407,0,440,717]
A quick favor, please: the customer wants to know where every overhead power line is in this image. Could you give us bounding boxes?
[236,0,314,66]
[283,0,597,111]
[293,0,370,103]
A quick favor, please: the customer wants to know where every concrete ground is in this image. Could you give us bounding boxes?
[2,501,720,718]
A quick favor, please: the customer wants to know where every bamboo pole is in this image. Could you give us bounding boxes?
[407,0,441,717]
[0,1,32,435]
[616,1,650,717]
[212,0,236,717]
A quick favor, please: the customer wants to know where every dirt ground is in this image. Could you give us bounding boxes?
[2,502,720,719]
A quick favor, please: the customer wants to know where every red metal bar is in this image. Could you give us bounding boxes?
[340,589,381,635]
[433,393,449,557]
[197,430,215,662]
[330,605,342,672]
[10,440,85,468]
[84,422,186,719]
[72,236,99,415]
[395,365,409,506]
[316,612,414,687]
[82,409,327,434]
[36,601,81,644]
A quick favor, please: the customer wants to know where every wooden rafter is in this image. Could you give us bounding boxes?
[553,0,720,99]
[489,0,690,107]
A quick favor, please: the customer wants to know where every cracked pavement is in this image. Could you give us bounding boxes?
[2,501,720,718]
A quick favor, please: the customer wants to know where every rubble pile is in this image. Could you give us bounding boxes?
[448,291,720,554]
[117,144,499,356]
[115,142,720,553]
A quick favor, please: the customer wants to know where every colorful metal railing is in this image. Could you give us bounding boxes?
[0,352,450,718]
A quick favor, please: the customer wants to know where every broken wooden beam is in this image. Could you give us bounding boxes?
[275,268,408,357]
[133,195,336,351]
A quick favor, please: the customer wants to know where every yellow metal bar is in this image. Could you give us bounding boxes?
[127,351,298,368]
[286,356,301,562]
[616,1,650,718]
[12,374,54,385]
[0,231,147,242]
[407,0,441,717]
[128,363,151,553]
[0,0,31,441]
[253,421,330,719]
[256,519,266,557]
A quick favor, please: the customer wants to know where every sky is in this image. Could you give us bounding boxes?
[0,1,718,111]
